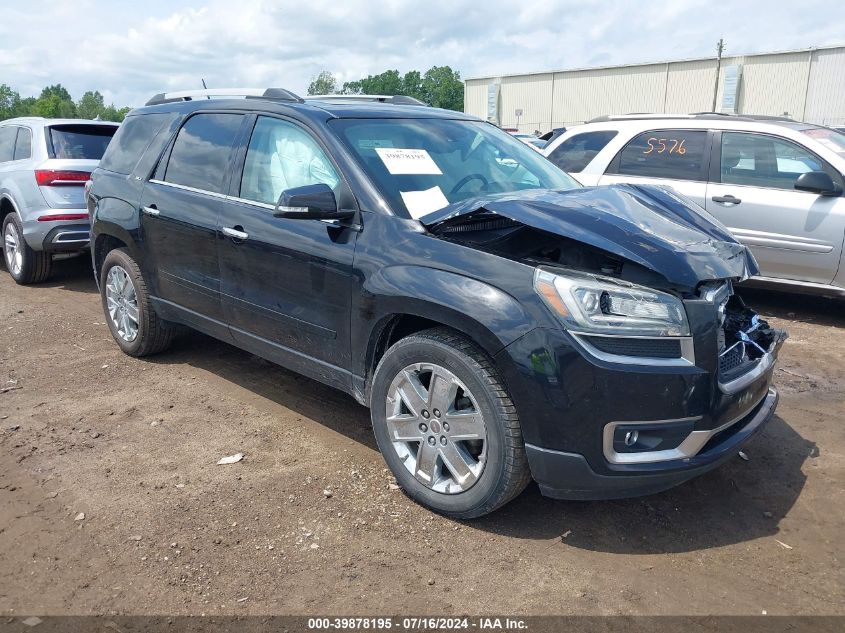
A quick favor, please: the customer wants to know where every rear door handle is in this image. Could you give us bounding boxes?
[222,226,249,241]
[711,195,742,205]
[142,205,160,217]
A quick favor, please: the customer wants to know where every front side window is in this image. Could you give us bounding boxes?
[330,118,579,218]
[0,127,16,163]
[13,128,31,160]
[164,113,243,194]
[240,117,339,206]
[720,132,825,190]
[615,130,708,181]
[48,125,116,159]
[548,131,618,172]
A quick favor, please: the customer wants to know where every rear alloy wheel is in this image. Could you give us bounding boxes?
[2,213,52,284]
[100,248,174,357]
[105,265,140,343]
[371,327,531,518]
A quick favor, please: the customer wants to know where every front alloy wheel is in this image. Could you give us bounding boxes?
[386,363,487,494]
[371,327,531,518]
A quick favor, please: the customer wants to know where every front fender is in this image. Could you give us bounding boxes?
[363,264,537,358]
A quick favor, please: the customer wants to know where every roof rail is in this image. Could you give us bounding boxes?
[588,112,797,124]
[304,94,428,106]
[145,88,303,106]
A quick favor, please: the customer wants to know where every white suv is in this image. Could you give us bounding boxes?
[543,114,845,297]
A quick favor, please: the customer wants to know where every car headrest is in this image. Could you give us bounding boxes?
[722,146,743,170]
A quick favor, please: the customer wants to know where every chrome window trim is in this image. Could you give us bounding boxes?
[602,387,773,465]
[570,331,695,367]
[146,179,344,227]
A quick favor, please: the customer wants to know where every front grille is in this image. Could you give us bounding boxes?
[719,343,745,374]
[583,336,682,359]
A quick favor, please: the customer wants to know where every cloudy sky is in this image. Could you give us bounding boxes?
[1,0,843,107]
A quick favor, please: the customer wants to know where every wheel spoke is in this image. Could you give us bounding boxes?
[396,370,428,416]
[428,369,457,413]
[125,303,139,324]
[414,440,439,485]
[386,414,422,442]
[439,442,478,488]
[443,411,484,440]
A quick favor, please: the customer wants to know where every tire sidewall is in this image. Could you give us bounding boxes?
[99,249,147,356]
[371,336,509,516]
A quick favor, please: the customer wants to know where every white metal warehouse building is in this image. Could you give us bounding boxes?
[464,45,845,133]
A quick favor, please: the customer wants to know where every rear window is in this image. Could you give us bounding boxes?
[0,127,16,162]
[613,130,708,181]
[47,124,117,160]
[164,113,243,194]
[14,127,31,160]
[99,114,171,175]
[548,131,618,172]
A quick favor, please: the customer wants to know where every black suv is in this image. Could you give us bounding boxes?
[87,88,786,518]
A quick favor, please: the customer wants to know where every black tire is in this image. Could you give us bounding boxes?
[370,327,531,519]
[100,248,173,357]
[2,213,52,284]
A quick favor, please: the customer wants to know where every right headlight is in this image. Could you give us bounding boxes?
[533,268,690,337]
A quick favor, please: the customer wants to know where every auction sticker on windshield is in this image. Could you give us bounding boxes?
[400,186,449,219]
[375,148,442,175]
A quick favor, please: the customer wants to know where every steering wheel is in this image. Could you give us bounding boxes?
[450,173,489,195]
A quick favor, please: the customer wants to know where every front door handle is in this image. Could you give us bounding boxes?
[711,195,742,205]
[142,205,160,217]
[222,226,249,241]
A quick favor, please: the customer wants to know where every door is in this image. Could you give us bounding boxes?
[599,129,711,208]
[706,131,845,285]
[139,112,245,331]
[218,115,359,390]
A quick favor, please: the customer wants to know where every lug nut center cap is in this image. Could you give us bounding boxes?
[430,419,441,434]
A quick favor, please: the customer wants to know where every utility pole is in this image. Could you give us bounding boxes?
[711,38,725,112]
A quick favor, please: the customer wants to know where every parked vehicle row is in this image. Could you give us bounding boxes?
[0,118,119,283]
[78,89,784,517]
[543,114,845,298]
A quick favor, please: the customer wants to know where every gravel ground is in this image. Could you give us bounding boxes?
[0,255,842,616]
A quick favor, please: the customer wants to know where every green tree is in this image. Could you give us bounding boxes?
[77,90,105,119]
[12,97,37,118]
[34,83,76,118]
[307,71,338,96]
[34,94,77,118]
[342,69,404,96]
[100,105,131,122]
[402,70,422,99]
[0,84,21,120]
[337,66,463,111]
[420,66,463,111]
[39,84,73,102]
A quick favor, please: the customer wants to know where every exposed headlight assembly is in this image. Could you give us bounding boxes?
[534,269,690,337]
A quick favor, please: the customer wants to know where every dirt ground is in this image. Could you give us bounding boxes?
[0,255,842,617]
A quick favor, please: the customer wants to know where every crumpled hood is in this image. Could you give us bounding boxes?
[422,184,759,289]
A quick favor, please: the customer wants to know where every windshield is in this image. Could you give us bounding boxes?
[802,127,845,159]
[329,118,579,218]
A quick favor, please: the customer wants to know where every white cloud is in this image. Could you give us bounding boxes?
[0,0,843,107]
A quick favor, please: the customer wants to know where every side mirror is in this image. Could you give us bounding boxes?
[794,171,842,196]
[273,184,355,220]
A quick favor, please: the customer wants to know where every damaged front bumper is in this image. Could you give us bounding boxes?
[493,286,787,501]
